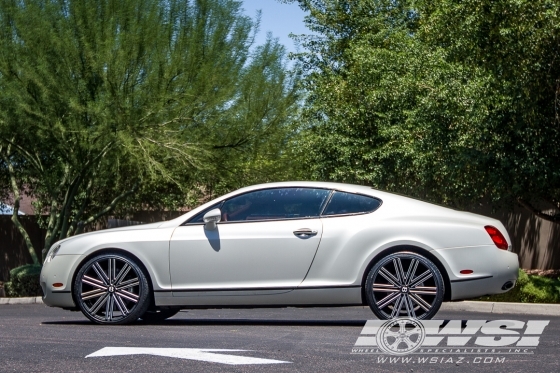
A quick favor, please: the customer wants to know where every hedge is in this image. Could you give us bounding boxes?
[4,264,43,297]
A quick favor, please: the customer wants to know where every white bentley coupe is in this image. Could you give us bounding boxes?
[40,182,519,324]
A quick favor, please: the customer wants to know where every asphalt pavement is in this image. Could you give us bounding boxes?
[1,304,559,373]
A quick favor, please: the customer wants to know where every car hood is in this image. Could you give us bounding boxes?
[51,222,164,247]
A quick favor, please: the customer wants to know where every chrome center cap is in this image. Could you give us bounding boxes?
[401,286,408,293]
[108,285,115,293]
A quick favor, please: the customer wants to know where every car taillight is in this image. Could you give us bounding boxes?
[484,226,508,250]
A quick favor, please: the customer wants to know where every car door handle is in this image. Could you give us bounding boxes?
[293,228,318,238]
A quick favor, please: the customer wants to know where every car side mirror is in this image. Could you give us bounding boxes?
[203,208,222,230]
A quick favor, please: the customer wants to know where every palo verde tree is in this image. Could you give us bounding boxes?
[286,0,560,222]
[0,0,300,264]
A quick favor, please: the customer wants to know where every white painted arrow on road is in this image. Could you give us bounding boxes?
[86,347,291,365]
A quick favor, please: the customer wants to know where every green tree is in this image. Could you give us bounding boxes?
[287,0,560,221]
[0,0,300,264]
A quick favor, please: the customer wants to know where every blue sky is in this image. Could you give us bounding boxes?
[241,0,310,53]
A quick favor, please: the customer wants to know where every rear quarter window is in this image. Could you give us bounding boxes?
[322,191,382,216]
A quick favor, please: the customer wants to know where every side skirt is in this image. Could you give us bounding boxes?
[154,286,362,307]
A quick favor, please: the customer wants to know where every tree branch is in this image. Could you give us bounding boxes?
[0,137,44,173]
[1,143,40,265]
[212,138,250,149]
[75,182,140,234]
[42,200,60,261]
[67,178,94,237]
[517,198,560,224]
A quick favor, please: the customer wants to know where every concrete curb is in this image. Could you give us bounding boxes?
[0,297,43,305]
[440,301,560,316]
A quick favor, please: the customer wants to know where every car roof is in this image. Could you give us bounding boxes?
[231,181,377,195]
[159,181,396,228]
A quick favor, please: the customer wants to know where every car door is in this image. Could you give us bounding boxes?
[301,190,384,286]
[169,187,331,293]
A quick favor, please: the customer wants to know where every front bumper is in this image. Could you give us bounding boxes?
[40,254,82,308]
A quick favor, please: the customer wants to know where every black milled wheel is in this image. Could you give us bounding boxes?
[73,252,150,325]
[365,252,444,320]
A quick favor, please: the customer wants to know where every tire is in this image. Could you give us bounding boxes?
[73,252,151,325]
[365,251,445,320]
[141,307,181,322]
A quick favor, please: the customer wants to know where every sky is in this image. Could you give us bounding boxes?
[241,0,311,53]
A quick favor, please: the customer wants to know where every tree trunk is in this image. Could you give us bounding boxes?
[2,146,40,265]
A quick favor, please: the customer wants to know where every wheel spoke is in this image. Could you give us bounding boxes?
[82,276,107,291]
[388,338,402,349]
[116,289,139,303]
[117,278,139,289]
[402,336,416,349]
[81,288,106,301]
[409,292,431,311]
[410,270,433,288]
[390,295,404,318]
[377,291,401,309]
[379,267,401,287]
[108,258,116,284]
[405,326,421,336]
[113,294,129,316]
[88,293,109,314]
[410,286,437,295]
[403,295,416,318]
[372,283,400,292]
[405,259,418,285]
[394,258,406,284]
[93,263,110,285]
[398,321,407,334]
[105,294,114,321]
[114,264,131,285]
[384,330,402,338]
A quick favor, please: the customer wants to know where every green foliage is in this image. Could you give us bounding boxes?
[0,0,301,260]
[288,0,560,215]
[5,264,42,297]
[479,270,560,303]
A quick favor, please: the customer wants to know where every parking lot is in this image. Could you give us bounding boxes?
[1,304,559,372]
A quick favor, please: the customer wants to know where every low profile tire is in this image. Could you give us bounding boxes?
[73,252,151,325]
[365,251,445,320]
[141,307,181,322]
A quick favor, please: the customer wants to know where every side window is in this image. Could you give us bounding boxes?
[221,188,330,222]
[322,191,381,216]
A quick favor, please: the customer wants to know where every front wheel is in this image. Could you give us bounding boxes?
[73,252,151,325]
[365,252,445,320]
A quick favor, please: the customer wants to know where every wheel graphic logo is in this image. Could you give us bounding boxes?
[376,318,425,355]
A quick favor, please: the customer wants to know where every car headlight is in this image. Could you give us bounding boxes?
[45,244,61,263]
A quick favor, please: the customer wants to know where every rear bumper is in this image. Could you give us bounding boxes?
[432,245,519,300]
[450,270,518,300]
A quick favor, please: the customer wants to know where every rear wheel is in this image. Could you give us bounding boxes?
[365,252,444,320]
[73,252,150,325]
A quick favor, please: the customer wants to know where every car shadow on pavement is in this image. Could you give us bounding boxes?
[41,318,368,327]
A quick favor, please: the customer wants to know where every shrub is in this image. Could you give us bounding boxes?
[4,264,43,297]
